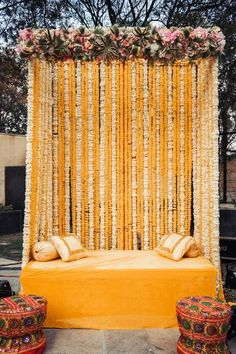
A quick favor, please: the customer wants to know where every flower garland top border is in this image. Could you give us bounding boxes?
[17,25,225,62]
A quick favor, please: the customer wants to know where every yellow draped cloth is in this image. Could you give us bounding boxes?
[21,251,216,329]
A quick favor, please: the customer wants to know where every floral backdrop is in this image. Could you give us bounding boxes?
[19,27,223,295]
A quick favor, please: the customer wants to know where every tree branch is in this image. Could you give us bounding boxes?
[142,0,158,25]
[63,0,89,27]
[105,0,117,25]
[0,0,26,12]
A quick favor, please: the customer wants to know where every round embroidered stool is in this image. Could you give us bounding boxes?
[176,296,231,354]
[0,295,47,353]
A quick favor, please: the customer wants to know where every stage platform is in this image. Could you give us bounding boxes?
[20,251,216,329]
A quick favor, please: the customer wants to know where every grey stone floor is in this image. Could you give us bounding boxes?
[44,328,179,354]
[44,328,236,354]
[1,258,236,354]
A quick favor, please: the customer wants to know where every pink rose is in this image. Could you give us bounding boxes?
[110,33,116,41]
[83,41,92,51]
[169,30,181,43]
[19,29,34,42]
[55,29,61,37]
[190,27,208,40]
[123,39,130,47]
[158,28,171,43]
[69,30,80,42]
[16,46,23,54]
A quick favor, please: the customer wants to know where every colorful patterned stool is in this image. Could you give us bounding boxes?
[0,295,47,353]
[176,296,231,354]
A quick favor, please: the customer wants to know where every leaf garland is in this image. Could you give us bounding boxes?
[17,25,225,62]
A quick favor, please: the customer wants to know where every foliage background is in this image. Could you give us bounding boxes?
[0,0,235,200]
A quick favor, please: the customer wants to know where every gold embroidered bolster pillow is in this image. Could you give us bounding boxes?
[154,233,200,261]
[32,241,60,262]
[51,235,88,262]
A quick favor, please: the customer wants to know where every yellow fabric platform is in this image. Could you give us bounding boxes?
[20,251,216,329]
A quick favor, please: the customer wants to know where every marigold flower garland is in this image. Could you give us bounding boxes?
[111,61,117,249]
[136,60,144,248]
[148,63,154,248]
[211,59,221,295]
[34,60,44,242]
[155,64,161,244]
[22,60,34,266]
[46,62,53,239]
[57,62,66,236]
[92,61,100,249]
[131,61,137,249]
[143,61,149,249]
[167,64,173,234]
[192,63,199,244]
[23,57,222,298]
[75,61,82,242]
[179,64,185,235]
[69,61,77,236]
[104,63,112,249]
[64,63,71,234]
[52,63,59,235]
[82,62,89,247]
[99,62,106,249]
[88,62,94,249]
[201,59,210,258]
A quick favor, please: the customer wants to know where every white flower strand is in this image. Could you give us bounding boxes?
[167,64,173,233]
[131,62,137,249]
[76,61,82,242]
[211,59,221,290]
[156,64,161,244]
[99,62,106,249]
[88,62,94,249]
[64,63,71,233]
[52,63,59,235]
[38,60,47,242]
[179,65,185,235]
[33,61,43,243]
[201,60,210,258]
[191,64,199,244]
[111,62,117,249]
[143,61,149,250]
[22,61,34,266]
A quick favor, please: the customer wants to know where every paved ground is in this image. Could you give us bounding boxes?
[0,234,236,353]
[0,232,23,261]
[44,328,180,354]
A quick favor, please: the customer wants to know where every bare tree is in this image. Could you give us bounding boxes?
[0,0,235,199]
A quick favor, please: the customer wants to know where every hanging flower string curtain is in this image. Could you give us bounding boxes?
[17,26,225,62]
[19,26,224,296]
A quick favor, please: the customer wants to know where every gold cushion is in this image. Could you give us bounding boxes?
[154,233,199,261]
[185,241,200,258]
[51,235,87,262]
[32,241,60,262]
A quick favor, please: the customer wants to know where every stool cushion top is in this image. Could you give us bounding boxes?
[0,295,47,338]
[176,296,231,320]
[0,295,47,315]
